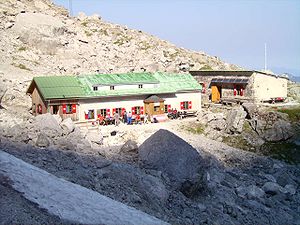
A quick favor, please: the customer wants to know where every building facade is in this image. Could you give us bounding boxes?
[26,72,202,121]
[189,70,288,104]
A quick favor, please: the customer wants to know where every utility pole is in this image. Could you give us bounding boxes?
[68,0,73,17]
[264,43,267,71]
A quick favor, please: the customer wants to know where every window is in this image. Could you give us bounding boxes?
[138,84,143,89]
[97,109,107,117]
[154,106,160,112]
[66,105,72,114]
[180,101,191,110]
[93,86,98,91]
[62,104,76,114]
[110,86,115,90]
[85,109,95,119]
[114,108,122,116]
[132,106,144,115]
[164,105,168,113]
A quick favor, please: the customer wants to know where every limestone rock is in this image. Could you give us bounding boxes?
[34,113,63,138]
[85,130,103,146]
[225,107,247,134]
[36,133,50,147]
[242,103,258,119]
[120,140,138,153]
[262,182,283,195]
[139,129,207,197]
[60,118,75,134]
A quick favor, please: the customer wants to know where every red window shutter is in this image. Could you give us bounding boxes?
[168,105,171,112]
[113,108,116,114]
[72,104,76,113]
[180,102,184,110]
[85,113,88,120]
[131,107,135,115]
[140,106,144,114]
[233,86,237,96]
[188,101,192,109]
[62,104,67,114]
[122,108,125,114]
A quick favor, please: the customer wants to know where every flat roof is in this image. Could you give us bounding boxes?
[189,70,289,80]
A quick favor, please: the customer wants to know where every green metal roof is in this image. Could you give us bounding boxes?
[31,76,86,99]
[28,72,201,100]
[78,72,159,86]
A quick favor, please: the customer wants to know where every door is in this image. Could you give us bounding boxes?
[211,86,221,102]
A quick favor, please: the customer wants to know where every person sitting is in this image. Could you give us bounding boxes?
[97,114,105,126]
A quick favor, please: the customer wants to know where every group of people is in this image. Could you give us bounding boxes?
[96,111,151,126]
[121,110,151,125]
[167,108,180,119]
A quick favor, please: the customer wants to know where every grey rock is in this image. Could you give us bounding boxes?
[5,22,14,29]
[262,120,293,142]
[34,113,63,138]
[250,111,294,142]
[86,130,103,145]
[225,107,247,134]
[247,185,265,200]
[283,184,296,195]
[139,129,207,197]
[262,182,283,195]
[60,118,75,134]
[36,133,50,147]
[264,174,277,183]
[242,103,258,119]
[120,140,138,153]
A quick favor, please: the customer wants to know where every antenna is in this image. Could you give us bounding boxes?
[68,0,73,17]
[264,43,267,71]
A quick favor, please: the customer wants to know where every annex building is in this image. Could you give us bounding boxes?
[26,72,202,121]
[190,70,288,104]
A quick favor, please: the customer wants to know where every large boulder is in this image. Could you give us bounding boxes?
[250,111,294,142]
[138,129,207,197]
[34,113,63,138]
[225,107,247,134]
[60,118,75,135]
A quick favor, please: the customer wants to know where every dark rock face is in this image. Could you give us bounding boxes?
[138,129,207,197]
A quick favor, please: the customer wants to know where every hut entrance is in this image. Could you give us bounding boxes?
[143,95,165,116]
[211,85,221,102]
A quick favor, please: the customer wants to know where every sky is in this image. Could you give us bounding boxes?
[53,0,300,76]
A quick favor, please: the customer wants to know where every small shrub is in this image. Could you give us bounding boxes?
[12,63,31,71]
[18,46,27,51]
[81,21,88,27]
[85,30,92,37]
[200,65,213,70]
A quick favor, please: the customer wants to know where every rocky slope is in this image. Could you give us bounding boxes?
[0,0,240,126]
